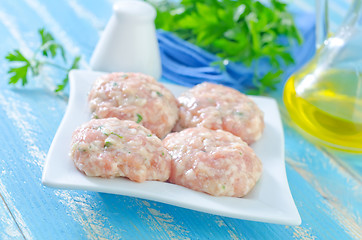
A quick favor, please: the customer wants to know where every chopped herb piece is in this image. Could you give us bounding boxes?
[235,112,244,116]
[222,185,226,190]
[94,115,99,119]
[156,91,163,97]
[147,134,152,137]
[161,152,165,156]
[239,152,243,155]
[78,147,87,152]
[104,141,112,148]
[136,113,143,123]
[111,132,123,139]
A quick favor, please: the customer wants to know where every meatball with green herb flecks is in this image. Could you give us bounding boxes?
[70,118,171,182]
[174,82,264,144]
[163,127,262,197]
[88,72,178,138]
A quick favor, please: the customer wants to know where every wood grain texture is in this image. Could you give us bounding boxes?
[0,0,361,239]
[0,190,25,240]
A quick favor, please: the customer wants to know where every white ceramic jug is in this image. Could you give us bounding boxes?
[90,0,162,80]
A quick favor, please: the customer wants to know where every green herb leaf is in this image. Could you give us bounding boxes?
[5,49,29,62]
[39,28,67,62]
[5,50,31,86]
[111,132,123,139]
[39,28,54,56]
[8,65,29,86]
[6,28,81,93]
[248,69,283,95]
[148,0,303,94]
[259,70,283,90]
[55,55,81,92]
[55,75,68,93]
[136,114,143,123]
[69,55,81,69]
[104,141,112,148]
[59,45,67,63]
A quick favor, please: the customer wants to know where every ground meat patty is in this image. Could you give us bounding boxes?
[163,127,262,197]
[175,82,264,144]
[70,118,171,182]
[88,72,178,138]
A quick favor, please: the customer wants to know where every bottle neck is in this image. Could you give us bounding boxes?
[315,0,329,49]
[339,0,362,31]
[316,0,362,49]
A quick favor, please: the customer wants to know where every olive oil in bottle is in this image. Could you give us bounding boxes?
[283,0,362,152]
[283,69,362,151]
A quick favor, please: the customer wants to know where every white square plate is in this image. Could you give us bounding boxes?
[42,69,301,225]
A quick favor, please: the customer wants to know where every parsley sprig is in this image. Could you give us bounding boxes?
[149,0,302,94]
[5,28,81,92]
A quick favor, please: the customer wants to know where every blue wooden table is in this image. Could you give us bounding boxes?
[0,0,361,239]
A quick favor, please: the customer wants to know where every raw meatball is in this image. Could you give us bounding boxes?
[175,82,264,144]
[88,72,178,138]
[163,127,262,197]
[70,118,171,182]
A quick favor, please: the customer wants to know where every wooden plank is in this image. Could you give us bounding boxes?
[330,151,362,183]
[271,78,362,239]
[0,191,24,240]
[0,63,357,239]
[272,96,362,239]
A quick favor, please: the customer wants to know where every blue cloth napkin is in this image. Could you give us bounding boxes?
[156,9,316,92]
